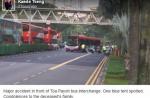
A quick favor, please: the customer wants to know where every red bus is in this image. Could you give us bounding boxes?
[22,24,59,44]
[65,35,101,52]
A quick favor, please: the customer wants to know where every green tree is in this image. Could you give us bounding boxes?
[112,14,129,54]
[99,0,129,55]
[98,0,141,84]
[98,0,129,19]
[138,0,150,84]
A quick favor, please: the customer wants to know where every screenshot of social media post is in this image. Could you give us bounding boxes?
[0,0,150,98]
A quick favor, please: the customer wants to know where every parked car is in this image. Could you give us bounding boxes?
[88,47,95,53]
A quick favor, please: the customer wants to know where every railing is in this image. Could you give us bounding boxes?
[0,8,112,25]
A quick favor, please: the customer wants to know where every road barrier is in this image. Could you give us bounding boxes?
[0,44,49,56]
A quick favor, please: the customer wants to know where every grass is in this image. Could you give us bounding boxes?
[104,55,128,85]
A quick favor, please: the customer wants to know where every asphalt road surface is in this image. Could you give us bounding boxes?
[0,49,105,85]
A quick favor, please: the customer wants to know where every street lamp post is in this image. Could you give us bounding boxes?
[28,2,32,44]
[77,32,79,46]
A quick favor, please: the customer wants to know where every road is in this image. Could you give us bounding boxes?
[0,49,105,85]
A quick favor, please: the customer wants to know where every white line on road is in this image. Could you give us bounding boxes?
[13,82,20,85]
[9,63,16,66]
[26,60,31,62]
[30,75,36,78]
[38,72,42,75]
[23,78,29,81]
[65,67,88,71]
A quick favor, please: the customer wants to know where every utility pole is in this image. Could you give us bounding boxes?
[28,2,32,44]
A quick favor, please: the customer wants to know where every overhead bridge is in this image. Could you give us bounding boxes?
[0,8,112,25]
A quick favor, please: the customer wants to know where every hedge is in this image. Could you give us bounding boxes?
[0,44,49,56]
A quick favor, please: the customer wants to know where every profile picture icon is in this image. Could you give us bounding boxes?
[2,0,15,11]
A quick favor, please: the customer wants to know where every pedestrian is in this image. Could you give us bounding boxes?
[102,46,106,53]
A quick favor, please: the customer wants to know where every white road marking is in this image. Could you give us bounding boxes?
[30,75,36,78]
[66,67,87,71]
[13,82,20,85]
[23,78,29,81]
[9,63,16,66]
[38,72,42,75]
[26,60,31,62]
